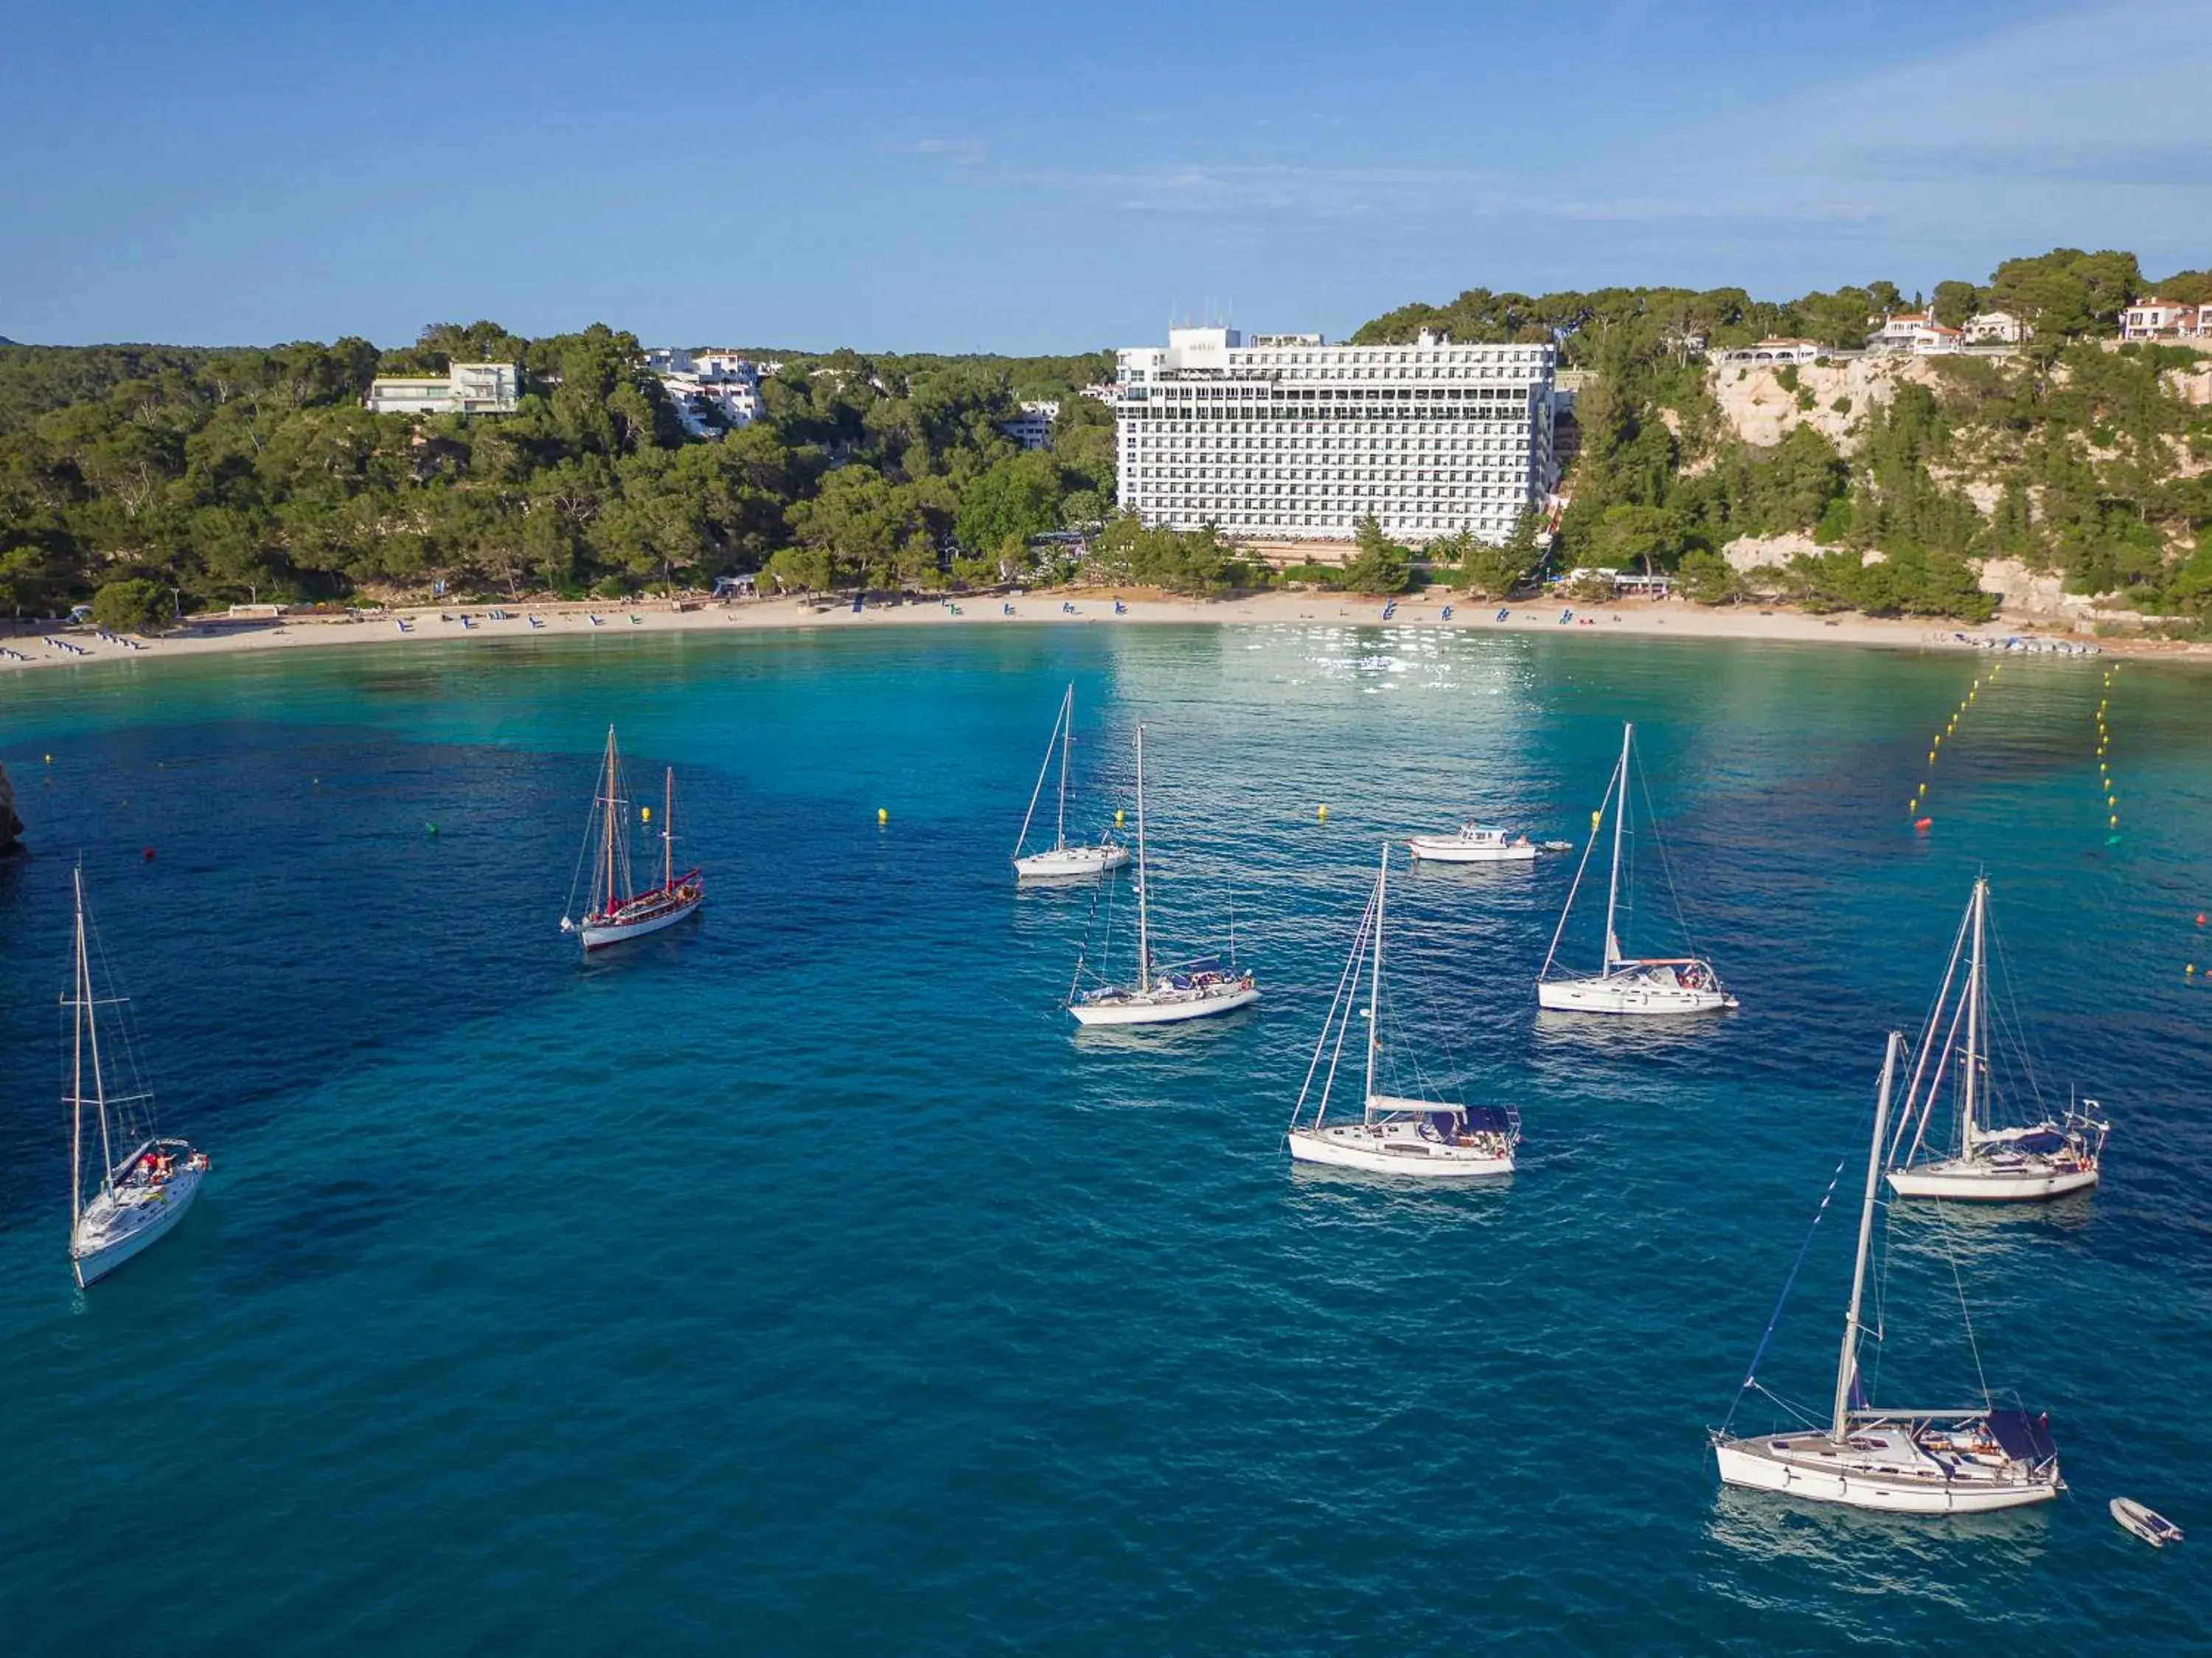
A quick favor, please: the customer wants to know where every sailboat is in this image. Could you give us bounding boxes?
[1068,724,1258,1026]
[1885,878,2107,1201]
[1536,722,1734,1015]
[1711,1031,2066,1513]
[1014,684,1130,880]
[1287,843,1518,1176]
[560,726,704,951]
[65,866,209,1288]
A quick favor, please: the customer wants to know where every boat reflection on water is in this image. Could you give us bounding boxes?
[1528,1005,1732,1066]
[1706,1480,2053,1576]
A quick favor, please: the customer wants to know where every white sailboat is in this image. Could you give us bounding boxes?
[1712,1031,2066,1513]
[65,867,209,1288]
[1068,724,1258,1026]
[1536,721,1734,1015]
[1885,877,2107,1202]
[560,726,704,951]
[1014,683,1130,881]
[1405,822,1540,864]
[1288,843,1518,1177]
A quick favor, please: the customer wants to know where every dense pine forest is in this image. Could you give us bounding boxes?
[3,246,2208,628]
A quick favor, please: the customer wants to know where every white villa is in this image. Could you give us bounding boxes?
[647,348,768,437]
[1963,310,2030,344]
[1868,313,1964,355]
[1001,400,1059,451]
[1712,338,1824,366]
[364,361,521,416]
[1111,326,1555,549]
[2119,299,2211,340]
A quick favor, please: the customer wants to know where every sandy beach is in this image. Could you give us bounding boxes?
[0,589,2189,677]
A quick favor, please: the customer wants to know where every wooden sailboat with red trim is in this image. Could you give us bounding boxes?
[560,726,703,952]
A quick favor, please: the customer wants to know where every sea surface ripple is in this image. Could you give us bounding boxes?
[1,625,2207,1652]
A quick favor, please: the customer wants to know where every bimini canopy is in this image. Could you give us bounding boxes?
[1365,1094,1464,1118]
[2008,1130,2068,1156]
[1986,1409,2058,1466]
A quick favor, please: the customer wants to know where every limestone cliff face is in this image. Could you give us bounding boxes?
[0,761,21,856]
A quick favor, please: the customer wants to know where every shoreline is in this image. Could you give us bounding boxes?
[1,590,2194,678]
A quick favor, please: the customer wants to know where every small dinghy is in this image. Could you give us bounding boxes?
[2111,1497,2183,1547]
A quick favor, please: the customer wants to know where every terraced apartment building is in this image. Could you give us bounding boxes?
[1111,326,1556,550]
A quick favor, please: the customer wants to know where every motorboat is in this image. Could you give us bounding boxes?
[1406,822,1539,864]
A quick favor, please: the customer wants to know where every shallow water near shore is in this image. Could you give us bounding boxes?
[2,625,2208,1652]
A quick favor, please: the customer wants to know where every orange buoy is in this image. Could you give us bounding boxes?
[1914,817,1933,832]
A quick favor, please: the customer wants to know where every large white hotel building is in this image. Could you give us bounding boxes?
[1113,326,1557,549]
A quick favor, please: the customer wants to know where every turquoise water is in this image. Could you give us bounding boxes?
[2,625,2208,1652]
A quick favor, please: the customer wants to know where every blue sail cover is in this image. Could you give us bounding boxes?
[1467,1106,1514,1134]
[1987,1409,2058,1465]
[2011,1130,2067,1155]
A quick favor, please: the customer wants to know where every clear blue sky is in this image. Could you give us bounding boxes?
[2,0,2204,352]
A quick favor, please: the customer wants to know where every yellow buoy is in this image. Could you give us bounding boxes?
[1114,808,1124,828]
[1928,751,1936,764]
[1318,805,1328,822]
[877,807,888,825]
[44,754,52,764]
[1590,808,1602,831]
[641,805,651,823]
[2110,814,2119,828]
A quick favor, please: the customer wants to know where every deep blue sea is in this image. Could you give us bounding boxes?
[3,623,2208,1653]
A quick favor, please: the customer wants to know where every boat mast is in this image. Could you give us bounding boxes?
[1961,877,1985,1152]
[1134,725,1150,991]
[1833,1030,1901,1440]
[1602,722,1632,969]
[663,767,674,890]
[599,726,620,912]
[1366,843,1387,1105]
[1056,689,1071,852]
[69,868,87,1227]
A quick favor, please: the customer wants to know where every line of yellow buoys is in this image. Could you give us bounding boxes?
[1909,662,1999,831]
[2096,662,2121,844]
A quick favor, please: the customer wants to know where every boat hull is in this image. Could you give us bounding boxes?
[1406,839,1539,864]
[580,887,703,951]
[2110,1497,2183,1546]
[1537,976,1735,1016]
[1015,844,1130,880]
[1886,1163,2099,1202]
[72,1165,204,1288]
[1714,1435,2059,1514]
[1070,983,1259,1026]
[1288,1126,1512,1178]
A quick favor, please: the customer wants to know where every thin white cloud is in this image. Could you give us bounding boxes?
[1014,1,2209,275]
[1691,0,2212,254]
[896,136,987,165]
